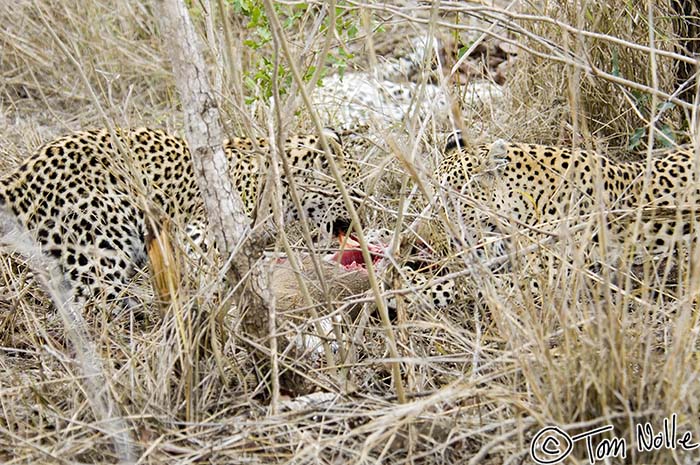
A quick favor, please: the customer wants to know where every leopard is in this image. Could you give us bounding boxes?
[405,132,699,309]
[0,127,359,307]
[438,132,698,261]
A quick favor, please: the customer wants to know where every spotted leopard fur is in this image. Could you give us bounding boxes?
[0,127,357,306]
[407,133,699,309]
[439,133,698,263]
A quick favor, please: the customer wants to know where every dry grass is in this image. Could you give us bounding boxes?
[1,0,700,464]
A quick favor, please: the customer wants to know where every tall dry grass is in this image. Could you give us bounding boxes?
[1,0,699,464]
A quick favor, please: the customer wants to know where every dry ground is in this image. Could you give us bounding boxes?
[1,1,700,464]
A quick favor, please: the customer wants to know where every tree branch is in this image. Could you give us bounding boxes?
[159,0,280,397]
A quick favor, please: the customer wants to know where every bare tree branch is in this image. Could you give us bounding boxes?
[160,0,247,254]
[159,0,280,397]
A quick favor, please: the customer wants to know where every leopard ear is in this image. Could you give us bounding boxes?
[321,127,342,152]
[444,131,465,153]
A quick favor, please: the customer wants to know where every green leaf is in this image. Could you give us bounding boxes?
[628,127,645,150]
[303,65,316,82]
[658,101,675,113]
[242,39,258,49]
[249,7,261,26]
[659,125,676,148]
[256,27,271,43]
[631,90,644,104]
[611,49,620,77]
[229,0,243,13]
